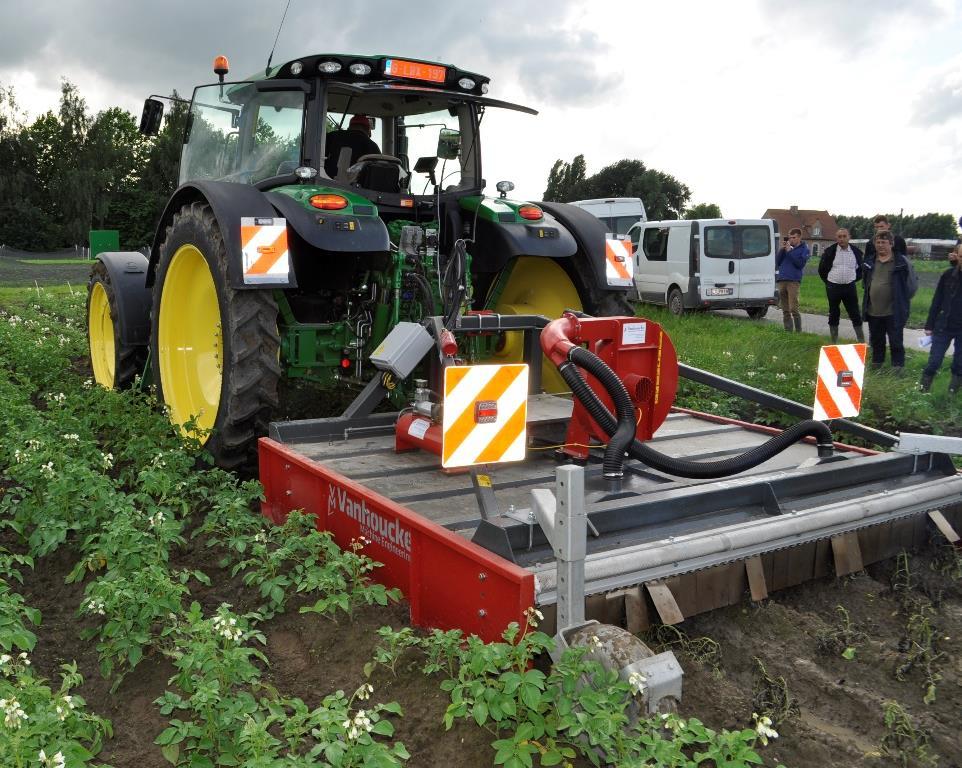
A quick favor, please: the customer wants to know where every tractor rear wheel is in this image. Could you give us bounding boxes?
[490,257,634,392]
[87,260,146,389]
[152,202,281,471]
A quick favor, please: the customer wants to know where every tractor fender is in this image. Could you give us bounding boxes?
[265,191,390,253]
[538,201,632,293]
[96,251,152,346]
[148,180,277,289]
[470,210,577,273]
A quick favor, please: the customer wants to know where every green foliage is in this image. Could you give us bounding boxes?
[751,657,798,725]
[880,700,937,767]
[684,202,723,219]
[0,658,113,768]
[814,605,866,660]
[0,78,185,250]
[835,212,958,240]
[370,616,779,768]
[542,155,692,220]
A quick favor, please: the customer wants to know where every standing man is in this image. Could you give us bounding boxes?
[818,228,865,343]
[775,228,810,332]
[862,230,912,371]
[863,214,908,260]
[919,246,962,393]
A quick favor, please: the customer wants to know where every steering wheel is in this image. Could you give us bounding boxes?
[348,154,408,188]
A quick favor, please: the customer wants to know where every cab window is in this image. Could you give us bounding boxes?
[741,226,772,258]
[704,227,735,258]
[642,228,668,262]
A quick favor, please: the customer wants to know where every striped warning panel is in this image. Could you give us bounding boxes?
[442,364,529,469]
[813,343,867,420]
[241,217,290,285]
[605,238,634,287]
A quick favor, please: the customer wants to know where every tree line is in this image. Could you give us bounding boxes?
[0,80,186,251]
[835,213,957,240]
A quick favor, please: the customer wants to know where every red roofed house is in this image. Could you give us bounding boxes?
[762,205,839,257]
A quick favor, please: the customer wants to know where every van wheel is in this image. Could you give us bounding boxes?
[746,307,768,320]
[667,287,685,316]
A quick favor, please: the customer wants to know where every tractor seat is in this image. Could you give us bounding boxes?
[348,154,407,193]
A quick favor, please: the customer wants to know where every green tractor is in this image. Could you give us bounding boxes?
[87,53,634,469]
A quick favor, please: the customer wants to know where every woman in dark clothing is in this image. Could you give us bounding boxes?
[861,231,911,370]
[920,248,962,393]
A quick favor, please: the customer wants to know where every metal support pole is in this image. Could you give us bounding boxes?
[557,465,586,629]
[532,465,587,632]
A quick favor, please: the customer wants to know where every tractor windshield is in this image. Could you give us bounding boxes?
[323,84,479,192]
[180,83,305,185]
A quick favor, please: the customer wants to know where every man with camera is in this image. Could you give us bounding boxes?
[775,228,810,332]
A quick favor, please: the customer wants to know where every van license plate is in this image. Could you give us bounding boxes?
[707,287,733,296]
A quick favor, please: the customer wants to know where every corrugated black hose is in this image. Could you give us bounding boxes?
[560,346,835,481]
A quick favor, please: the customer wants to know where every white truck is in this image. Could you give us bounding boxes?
[569,197,647,236]
[626,218,778,318]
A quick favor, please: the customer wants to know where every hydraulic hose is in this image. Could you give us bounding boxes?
[409,272,437,317]
[562,345,835,480]
[561,347,636,492]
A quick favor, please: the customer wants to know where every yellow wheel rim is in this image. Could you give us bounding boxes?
[88,281,116,388]
[157,244,223,439]
[491,257,583,392]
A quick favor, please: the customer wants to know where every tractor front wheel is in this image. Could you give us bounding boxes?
[152,202,281,471]
[87,260,146,389]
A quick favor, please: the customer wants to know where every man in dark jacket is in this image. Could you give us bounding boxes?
[862,230,912,371]
[919,247,962,393]
[323,115,380,178]
[775,228,810,332]
[818,227,865,344]
[863,214,907,260]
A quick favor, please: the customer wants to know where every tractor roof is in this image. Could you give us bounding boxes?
[259,53,492,97]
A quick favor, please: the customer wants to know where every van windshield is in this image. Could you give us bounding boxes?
[704,226,772,259]
[604,215,645,235]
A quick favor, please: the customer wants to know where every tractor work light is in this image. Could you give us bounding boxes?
[349,62,372,76]
[290,61,303,75]
[458,77,476,90]
[309,194,348,210]
[294,166,318,180]
[318,60,342,74]
[518,205,543,220]
[481,83,489,94]
[496,180,515,198]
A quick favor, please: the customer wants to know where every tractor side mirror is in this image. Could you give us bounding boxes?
[139,98,164,136]
[437,128,461,160]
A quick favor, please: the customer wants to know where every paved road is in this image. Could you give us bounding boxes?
[714,307,928,350]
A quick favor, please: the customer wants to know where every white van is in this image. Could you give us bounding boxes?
[626,218,778,318]
[569,197,647,236]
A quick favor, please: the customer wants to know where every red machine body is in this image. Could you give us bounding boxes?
[396,411,443,455]
[541,314,678,460]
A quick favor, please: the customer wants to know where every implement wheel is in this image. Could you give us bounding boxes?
[87,260,146,389]
[152,202,281,471]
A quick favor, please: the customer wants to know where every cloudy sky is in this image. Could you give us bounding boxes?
[2,0,961,219]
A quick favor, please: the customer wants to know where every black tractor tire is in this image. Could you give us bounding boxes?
[152,202,281,472]
[746,306,768,320]
[574,267,635,317]
[86,260,147,389]
[667,287,685,316]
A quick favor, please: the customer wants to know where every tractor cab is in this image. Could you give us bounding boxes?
[99,53,632,470]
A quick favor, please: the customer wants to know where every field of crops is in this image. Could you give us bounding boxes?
[1,289,960,768]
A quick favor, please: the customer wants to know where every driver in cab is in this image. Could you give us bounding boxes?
[324,115,379,177]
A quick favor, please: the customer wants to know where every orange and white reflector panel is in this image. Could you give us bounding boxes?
[605,238,634,287]
[813,343,867,420]
[241,217,290,285]
[442,363,529,469]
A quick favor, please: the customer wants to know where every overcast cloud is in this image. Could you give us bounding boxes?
[2,0,962,219]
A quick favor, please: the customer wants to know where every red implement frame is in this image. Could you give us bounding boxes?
[258,437,535,642]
